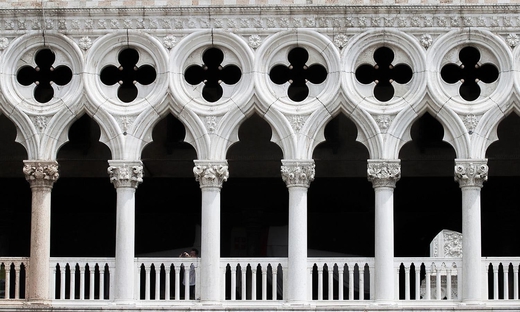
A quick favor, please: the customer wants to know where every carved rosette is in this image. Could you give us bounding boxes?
[107,161,144,188]
[280,160,315,188]
[454,160,488,188]
[193,161,229,189]
[367,160,401,188]
[23,161,59,188]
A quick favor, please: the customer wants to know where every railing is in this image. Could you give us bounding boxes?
[484,257,520,300]
[0,258,28,300]
[395,257,461,301]
[136,257,199,301]
[51,258,114,300]
[222,258,286,301]
[3,256,520,305]
[310,258,374,301]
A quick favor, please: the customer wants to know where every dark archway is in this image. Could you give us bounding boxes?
[224,114,285,257]
[396,112,460,257]
[53,114,114,256]
[310,114,372,256]
[138,113,199,256]
[0,115,29,256]
[483,113,520,256]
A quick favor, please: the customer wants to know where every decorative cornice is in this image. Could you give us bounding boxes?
[454,159,488,188]
[281,160,315,188]
[23,160,59,188]
[193,160,229,189]
[367,159,401,188]
[107,160,143,189]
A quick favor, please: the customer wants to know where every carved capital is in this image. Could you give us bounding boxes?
[367,160,401,188]
[454,159,488,188]
[107,160,143,188]
[281,160,315,188]
[23,160,59,188]
[193,160,229,189]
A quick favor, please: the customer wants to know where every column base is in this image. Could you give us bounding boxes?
[26,299,51,306]
[112,299,137,306]
[284,301,314,308]
[373,300,398,306]
[459,301,486,306]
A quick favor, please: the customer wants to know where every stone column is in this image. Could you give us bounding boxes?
[23,161,59,303]
[367,160,400,303]
[281,160,315,304]
[193,160,228,303]
[107,160,143,303]
[454,159,488,303]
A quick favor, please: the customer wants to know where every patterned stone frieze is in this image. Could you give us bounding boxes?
[107,161,144,188]
[193,160,229,188]
[367,160,401,188]
[454,159,488,188]
[23,160,59,188]
[281,160,315,188]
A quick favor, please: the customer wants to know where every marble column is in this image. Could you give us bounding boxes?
[193,160,228,303]
[281,160,315,304]
[454,159,488,303]
[23,161,59,303]
[367,160,400,303]
[107,160,143,303]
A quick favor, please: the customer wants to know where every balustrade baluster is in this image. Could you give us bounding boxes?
[494,263,499,300]
[174,266,180,300]
[348,265,354,300]
[262,266,267,300]
[60,265,66,299]
[425,266,431,300]
[79,265,85,300]
[318,266,323,300]
[70,265,76,300]
[272,266,278,300]
[99,266,105,300]
[414,265,420,300]
[514,265,519,300]
[338,266,344,300]
[446,269,452,300]
[504,264,510,300]
[144,265,150,300]
[328,265,333,300]
[89,266,95,300]
[435,266,441,300]
[230,265,236,301]
[155,265,161,300]
[241,266,246,300]
[251,267,257,301]
[5,263,10,299]
[359,265,364,301]
[165,266,171,300]
[184,264,189,301]
[14,265,20,299]
[405,265,410,300]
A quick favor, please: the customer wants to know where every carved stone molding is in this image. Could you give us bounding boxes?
[367,159,401,188]
[23,160,59,188]
[454,159,488,188]
[107,160,144,188]
[193,160,229,189]
[280,160,315,188]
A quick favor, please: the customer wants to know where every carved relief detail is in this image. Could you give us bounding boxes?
[454,160,488,188]
[23,161,59,188]
[107,162,144,188]
[281,160,315,188]
[193,161,229,188]
[367,160,401,188]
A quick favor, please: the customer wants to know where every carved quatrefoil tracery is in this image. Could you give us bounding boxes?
[17,49,73,103]
[184,47,242,103]
[269,47,327,102]
[355,46,413,102]
[100,48,157,103]
[440,46,499,102]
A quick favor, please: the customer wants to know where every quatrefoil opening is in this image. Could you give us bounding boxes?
[355,46,413,102]
[17,49,73,103]
[184,47,242,103]
[441,46,499,102]
[100,48,157,103]
[269,47,327,102]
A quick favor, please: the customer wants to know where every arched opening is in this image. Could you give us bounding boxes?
[396,112,460,257]
[0,115,29,256]
[138,113,199,256]
[53,114,114,256]
[310,114,372,256]
[483,112,520,256]
[224,113,285,257]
